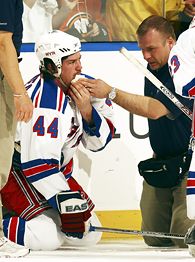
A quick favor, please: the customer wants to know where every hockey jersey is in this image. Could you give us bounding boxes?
[168,26,195,219]
[2,73,115,215]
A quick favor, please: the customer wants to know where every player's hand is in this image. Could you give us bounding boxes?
[70,79,93,123]
[57,191,91,239]
[14,94,33,122]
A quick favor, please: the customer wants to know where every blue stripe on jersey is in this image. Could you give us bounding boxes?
[31,78,41,102]
[93,130,113,152]
[40,79,58,109]
[17,218,26,245]
[47,195,58,210]
[187,188,195,195]
[25,74,40,90]
[22,158,59,169]
[188,171,195,179]
[3,217,26,246]
[27,167,60,183]
[3,218,9,238]
[80,73,94,80]
[82,107,101,137]
[62,97,68,114]
[60,166,72,179]
[30,77,68,112]
[105,131,113,147]
[182,78,195,96]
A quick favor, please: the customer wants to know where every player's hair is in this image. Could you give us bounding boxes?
[136,15,176,40]
[40,57,68,80]
[40,58,57,79]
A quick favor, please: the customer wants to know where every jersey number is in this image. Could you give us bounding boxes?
[170,55,180,74]
[33,116,58,138]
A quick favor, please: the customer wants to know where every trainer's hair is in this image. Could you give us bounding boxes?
[136,15,176,40]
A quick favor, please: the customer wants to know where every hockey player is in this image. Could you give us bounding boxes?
[168,11,195,257]
[0,30,115,251]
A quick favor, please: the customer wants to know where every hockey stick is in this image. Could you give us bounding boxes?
[120,47,193,121]
[89,225,185,240]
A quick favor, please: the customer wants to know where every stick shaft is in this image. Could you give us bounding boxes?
[90,225,185,240]
[120,47,192,120]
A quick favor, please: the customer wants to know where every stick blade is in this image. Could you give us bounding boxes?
[184,224,195,245]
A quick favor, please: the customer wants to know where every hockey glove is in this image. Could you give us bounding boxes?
[56,191,91,239]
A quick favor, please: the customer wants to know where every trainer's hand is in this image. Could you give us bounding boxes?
[77,78,112,99]
[14,94,33,122]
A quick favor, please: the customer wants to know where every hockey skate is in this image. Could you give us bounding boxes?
[0,237,29,258]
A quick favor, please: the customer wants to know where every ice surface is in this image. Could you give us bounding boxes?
[5,239,193,262]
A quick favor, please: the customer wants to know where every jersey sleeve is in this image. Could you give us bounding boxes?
[168,28,195,98]
[81,97,115,151]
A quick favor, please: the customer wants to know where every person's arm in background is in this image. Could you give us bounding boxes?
[52,0,77,29]
[179,0,195,32]
[183,0,195,17]
[166,0,195,38]
[0,31,33,122]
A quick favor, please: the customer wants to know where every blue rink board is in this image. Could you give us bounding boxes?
[21,42,140,53]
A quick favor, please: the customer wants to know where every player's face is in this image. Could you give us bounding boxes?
[138,29,174,70]
[60,52,82,86]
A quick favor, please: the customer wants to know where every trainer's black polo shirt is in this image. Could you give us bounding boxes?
[145,63,193,158]
[0,0,23,56]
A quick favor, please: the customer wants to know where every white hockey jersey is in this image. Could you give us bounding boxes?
[15,73,115,209]
[168,27,195,98]
[168,27,195,219]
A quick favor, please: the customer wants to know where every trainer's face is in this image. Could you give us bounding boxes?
[60,52,82,86]
[138,29,175,70]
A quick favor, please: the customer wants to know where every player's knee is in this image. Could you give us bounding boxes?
[24,215,64,250]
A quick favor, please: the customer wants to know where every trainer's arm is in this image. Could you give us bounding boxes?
[0,31,33,122]
[79,78,169,120]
